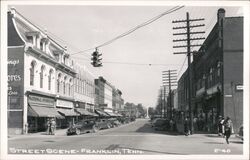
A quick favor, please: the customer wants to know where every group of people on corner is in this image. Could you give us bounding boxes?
[47,118,56,135]
[183,115,234,144]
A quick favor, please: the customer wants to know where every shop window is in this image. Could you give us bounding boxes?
[30,61,36,86]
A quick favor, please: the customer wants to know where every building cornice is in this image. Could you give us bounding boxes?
[27,46,76,76]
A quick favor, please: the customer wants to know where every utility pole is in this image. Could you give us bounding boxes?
[162,70,177,119]
[172,12,205,134]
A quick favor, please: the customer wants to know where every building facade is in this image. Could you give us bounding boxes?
[112,89,124,113]
[8,8,76,134]
[73,63,96,119]
[177,9,243,132]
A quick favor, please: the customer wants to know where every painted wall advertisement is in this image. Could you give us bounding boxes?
[8,46,24,130]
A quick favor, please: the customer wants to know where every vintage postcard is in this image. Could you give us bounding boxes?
[1,1,249,160]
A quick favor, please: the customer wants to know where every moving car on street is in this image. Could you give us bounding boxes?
[67,119,98,135]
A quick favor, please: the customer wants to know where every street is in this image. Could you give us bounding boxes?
[8,119,243,155]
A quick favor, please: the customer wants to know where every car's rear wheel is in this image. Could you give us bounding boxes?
[76,129,81,135]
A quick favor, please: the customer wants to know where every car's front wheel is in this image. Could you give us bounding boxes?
[75,129,81,135]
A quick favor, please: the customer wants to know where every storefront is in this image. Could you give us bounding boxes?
[56,98,78,128]
[27,93,62,133]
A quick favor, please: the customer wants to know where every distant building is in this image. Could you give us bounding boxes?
[73,63,96,119]
[112,89,124,112]
[94,76,113,113]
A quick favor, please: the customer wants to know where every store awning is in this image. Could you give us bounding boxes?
[95,109,109,117]
[57,108,79,117]
[28,105,63,118]
[116,113,123,117]
[105,112,117,117]
[75,108,95,116]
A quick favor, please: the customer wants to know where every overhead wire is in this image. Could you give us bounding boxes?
[71,5,185,55]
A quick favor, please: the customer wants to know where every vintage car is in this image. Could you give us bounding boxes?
[95,119,112,130]
[152,118,170,131]
[108,118,121,127]
[66,119,98,135]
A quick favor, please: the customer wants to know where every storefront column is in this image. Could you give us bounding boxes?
[23,94,28,134]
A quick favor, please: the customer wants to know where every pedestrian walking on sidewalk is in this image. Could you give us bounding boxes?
[223,116,234,144]
[47,118,52,135]
[217,116,224,136]
[51,118,56,135]
[184,117,190,136]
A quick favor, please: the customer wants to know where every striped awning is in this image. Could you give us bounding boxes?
[105,112,117,117]
[95,109,109,117]
[75,108,96,116]
[57,108,79,117]
[28,104,63,119]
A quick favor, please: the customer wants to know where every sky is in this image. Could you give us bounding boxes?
[9,4,243,108]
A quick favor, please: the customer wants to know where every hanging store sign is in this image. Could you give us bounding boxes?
[236,85,243,91]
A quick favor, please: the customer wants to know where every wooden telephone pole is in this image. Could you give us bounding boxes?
[162,70,177,119]
[172,12,205,134]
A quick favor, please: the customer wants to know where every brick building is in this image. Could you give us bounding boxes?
[177,8,243,132]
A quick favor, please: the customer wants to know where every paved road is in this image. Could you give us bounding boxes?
[8,119,243,155]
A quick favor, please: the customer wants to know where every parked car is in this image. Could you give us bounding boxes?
[66,119,98,135]
[130,116,136,122]
[153,118,170,131]
[108,118,121,127]
[119,116,130,124]
[237,124,243,141]
[95,119,112,130]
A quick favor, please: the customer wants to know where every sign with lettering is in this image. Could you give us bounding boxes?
[28,95,55,108]
[56,99,73,108]
[8,47,24,109]
[236,84,243,91]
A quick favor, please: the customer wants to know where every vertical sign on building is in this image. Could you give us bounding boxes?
[8,46,24,134]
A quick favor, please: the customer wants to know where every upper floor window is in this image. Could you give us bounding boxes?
[69,78,72,96]
[217,62,221,77]
[40,65,45,88]
[40,41,43,51]
[27,36,33,44]
[48,69,53,90]
[63,55,66,64]
[57,73,61,93]
[63,76,67,94]
[30,61,36,86]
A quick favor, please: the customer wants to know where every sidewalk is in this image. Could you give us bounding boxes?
[8,128,68,139]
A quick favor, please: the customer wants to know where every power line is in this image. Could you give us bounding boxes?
[72,58,187,67]
[72,5,185,55]
[177,56,187,78]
